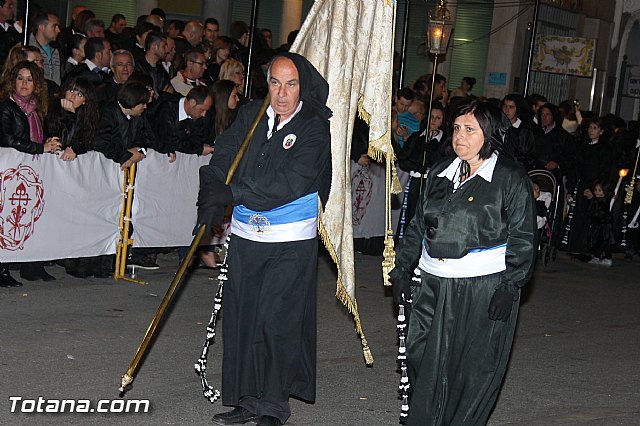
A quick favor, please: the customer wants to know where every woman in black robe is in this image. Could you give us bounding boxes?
[391,99,536,425]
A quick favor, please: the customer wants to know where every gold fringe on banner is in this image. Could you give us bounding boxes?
[318,215,373,366]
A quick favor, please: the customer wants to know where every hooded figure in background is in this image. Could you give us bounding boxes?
[391,99,536,425]
[197,52,332,426]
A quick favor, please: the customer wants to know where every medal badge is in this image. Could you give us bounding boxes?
[282,134,297,150]
[248,213,270,233]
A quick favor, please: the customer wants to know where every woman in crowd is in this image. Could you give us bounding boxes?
[211,78,239,136]
[0,61,62,282]
[564,118,612,254]
[204,36,232,84]
[219,59,245,95]
[535,102,575,245]
[62,34,87,79]
[396,103,449,239]
[501,93,536,171]
[195,79,241,269]
[45,77,102,277]
[45,77,99,160]
[391,98,536,425]
[450,76,476,98]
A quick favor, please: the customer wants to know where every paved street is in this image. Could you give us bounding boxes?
[1,249,639,425]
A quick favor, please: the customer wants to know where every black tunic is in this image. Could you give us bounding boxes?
[392,154,536,425]
[199,87,331,421]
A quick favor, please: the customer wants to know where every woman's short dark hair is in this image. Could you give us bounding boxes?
[462,76,476,90]
[451,98,510,160]
[117,81,149,109]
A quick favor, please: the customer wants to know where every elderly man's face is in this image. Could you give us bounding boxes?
[268,57,300,121]
[112,53,133,83]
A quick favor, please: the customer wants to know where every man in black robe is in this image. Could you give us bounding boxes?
[196,52,332,426]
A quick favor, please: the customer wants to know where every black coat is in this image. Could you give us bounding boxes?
[62,63,108,88]
[0,98,45,155]
[93,100,152,164]
[0,25,21,70]
[134,58,171,94]
[148,96,215,155]
[44,106,89,155]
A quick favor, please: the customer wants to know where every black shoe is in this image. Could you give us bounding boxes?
[36,266,56,281]
[0,268,22,287]
[20,265,41,281]
[211,407,259,425]
[256,416,282,426]
[67,265,93,279]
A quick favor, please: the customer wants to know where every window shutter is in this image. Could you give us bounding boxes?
[448,0,495,98]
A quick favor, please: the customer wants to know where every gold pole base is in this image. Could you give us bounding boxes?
[119,373,133,393]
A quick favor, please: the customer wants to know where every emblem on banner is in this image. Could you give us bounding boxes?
[248,213,270,234]
[0,164,45,251]
[282,134,297,150]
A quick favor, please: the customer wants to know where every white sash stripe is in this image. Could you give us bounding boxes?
[231,216,318,243]
[419,243,507,278]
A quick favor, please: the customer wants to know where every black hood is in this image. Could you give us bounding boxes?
[276,52,333,120]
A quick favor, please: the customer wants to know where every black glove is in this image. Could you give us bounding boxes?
[488,289,515,321]
[393,278,412,305]
[194,179,234,235]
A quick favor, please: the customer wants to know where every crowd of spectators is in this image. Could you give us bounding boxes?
[391,74,640,268]
[0,5,296,286]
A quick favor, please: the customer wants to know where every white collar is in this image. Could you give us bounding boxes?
[84,59,99,71]
[178,97,190,121]
[67,57,78,65]
[419,128,443,141]
[513,118,522,128]
[438,151,499,184]
[266,101,303,138]
[0,22,9,31]
[543,122,555,134]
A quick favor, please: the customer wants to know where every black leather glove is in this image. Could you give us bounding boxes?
[488,289,515,321]
[194,178,234,235]
[393,278,412,305]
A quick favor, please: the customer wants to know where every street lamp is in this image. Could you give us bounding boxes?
[424,0,453,135]
[427,0,453,56]
[418,0,453,193]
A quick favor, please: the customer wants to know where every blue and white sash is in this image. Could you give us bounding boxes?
[418,241,507,278]
[230,192,318,243]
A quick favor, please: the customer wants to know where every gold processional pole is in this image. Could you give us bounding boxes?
[226,95,270,184]
[624,146,640,205]
[120,94,270,395]
[119,224,208,394]
[114,163,145,285]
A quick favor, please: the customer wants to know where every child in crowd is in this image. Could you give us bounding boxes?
[533,182,551,232]
[584,183,614,266]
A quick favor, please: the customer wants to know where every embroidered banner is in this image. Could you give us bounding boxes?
[131,150,210,247]
[0,150,122,262]
[532,35,596,77]
[0,148,206,262]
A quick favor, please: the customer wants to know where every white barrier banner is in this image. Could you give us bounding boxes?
[131,150,209,247]
[0,149,122,262]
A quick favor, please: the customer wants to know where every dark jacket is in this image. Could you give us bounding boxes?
[44,106,89,155]
[93,100,152,164]
[63,63,108,88]
[148,96,215,155]
[0,25,21,70]
[392,153,537,292]
[0,98,45,155]
[135,58,171,94]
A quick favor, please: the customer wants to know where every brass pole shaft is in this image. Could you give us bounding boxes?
[226,95,271,184]
[120,224,208,393]
[419,54,439,194]
[625,147,640,204]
